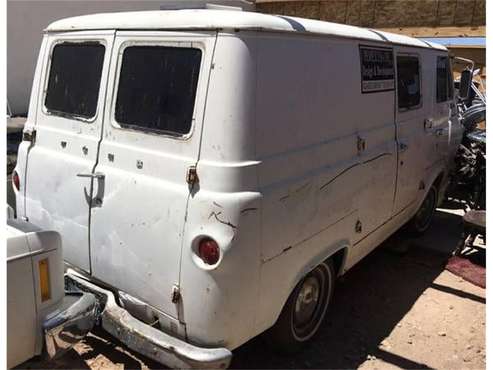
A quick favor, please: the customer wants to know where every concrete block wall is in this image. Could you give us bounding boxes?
[256,0,486,28]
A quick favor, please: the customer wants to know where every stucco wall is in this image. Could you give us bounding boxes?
[7,1,174,115]
[7,0,257,116]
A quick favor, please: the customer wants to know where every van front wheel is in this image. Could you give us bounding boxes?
[266,260,335,353]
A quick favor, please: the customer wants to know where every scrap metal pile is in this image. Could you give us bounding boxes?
[448,72,486,210]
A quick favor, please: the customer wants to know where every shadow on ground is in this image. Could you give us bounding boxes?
[19,209,484,370]
[230,209,470,369]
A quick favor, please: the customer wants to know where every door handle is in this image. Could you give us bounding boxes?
[398,142,408,153]
[79,172,105,207]
[77,172,105,180]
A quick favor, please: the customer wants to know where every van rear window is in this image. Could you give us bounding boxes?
[45,43,105,119]
[114,46,202,136]
[397,55,421,110]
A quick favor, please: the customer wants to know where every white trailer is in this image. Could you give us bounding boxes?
[7,219,97,368]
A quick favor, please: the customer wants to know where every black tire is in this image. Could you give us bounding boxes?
[406,185,438,235]
[265,260,335,353]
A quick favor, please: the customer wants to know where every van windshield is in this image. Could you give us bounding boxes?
[114,46,202,136]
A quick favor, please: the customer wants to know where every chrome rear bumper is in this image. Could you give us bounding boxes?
[43,291,97,359]
[65,269,232,369]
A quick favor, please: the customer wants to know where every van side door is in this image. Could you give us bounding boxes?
[393,52,427,215]
[24,31,114,273]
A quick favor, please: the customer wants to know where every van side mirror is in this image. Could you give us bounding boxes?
[458,69,473,100]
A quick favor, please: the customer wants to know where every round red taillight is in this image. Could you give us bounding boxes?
[12,170,20,192]
[198,238,220,265]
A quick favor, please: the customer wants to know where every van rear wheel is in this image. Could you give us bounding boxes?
[266,260,335,353]
[407,185,438,235]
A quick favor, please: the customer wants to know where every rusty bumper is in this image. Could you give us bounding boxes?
[43,292,97,359]
[65,270,232,369]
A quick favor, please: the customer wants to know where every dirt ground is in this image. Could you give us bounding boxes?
[18,204,485,370]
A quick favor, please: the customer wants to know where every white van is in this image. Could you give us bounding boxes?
[13,9,463,368]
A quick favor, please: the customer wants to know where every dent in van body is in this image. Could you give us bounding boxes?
[180,191,262,349]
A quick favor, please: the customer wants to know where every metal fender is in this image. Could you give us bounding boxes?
[272,240,349,324]
[420,162,448,210]
[298,241,348,280]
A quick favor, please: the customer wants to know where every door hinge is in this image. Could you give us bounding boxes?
[171,285,181,304]
[23,129,36,144]
[186,166,199,186]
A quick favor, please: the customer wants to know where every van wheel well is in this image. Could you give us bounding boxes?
[433,173,444,190]
[327,248,346,277]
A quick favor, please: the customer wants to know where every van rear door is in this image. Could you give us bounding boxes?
[25,31,114,272]
[89,31,215,318]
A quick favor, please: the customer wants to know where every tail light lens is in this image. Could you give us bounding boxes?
[12,170,20,192]
[198,238,220,265]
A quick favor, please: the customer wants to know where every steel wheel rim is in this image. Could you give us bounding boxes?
[291,264,331,341]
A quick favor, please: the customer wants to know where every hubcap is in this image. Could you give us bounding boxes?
[294,276,320,326]
[291,265,331,341]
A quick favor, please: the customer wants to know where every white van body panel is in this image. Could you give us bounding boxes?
[14,36,49,220]
[252,33,399,333]
[44,10,402,47]
[177,33,261,348]
[16,10,461,353]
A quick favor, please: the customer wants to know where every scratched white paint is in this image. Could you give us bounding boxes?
[14,10,461,353]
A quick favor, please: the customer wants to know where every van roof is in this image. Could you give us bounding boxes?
[45,9,447,51]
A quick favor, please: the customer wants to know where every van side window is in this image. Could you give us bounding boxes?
[45,43,105,119]
[114,46,202,136]
[436,56,454,102]
[396,55,421,110]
